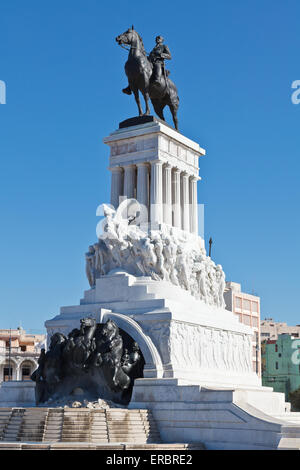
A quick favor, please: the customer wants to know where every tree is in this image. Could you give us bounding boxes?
[289,387,300,411]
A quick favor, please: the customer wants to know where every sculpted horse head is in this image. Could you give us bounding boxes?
[116,26,147,56]
[102,319,119,341]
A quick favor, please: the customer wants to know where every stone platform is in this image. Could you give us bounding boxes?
[130,380,300,450]
[0,442,204,450]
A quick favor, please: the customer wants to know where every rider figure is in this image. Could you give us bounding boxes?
[122,35,171,95]
[148,35,171,83]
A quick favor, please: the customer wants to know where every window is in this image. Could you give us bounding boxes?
[252,302,258,313]
[261,332,270,337]
[252,317,258,327]
[275,344,278,352]
[3,367,12,381]
[235,297,242,309]
[243,299,251,311]
[275,362,279,370]
[243,315,251,326]
[21,367,31,381]
[20,345,26,352]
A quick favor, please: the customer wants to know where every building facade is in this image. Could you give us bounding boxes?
[224,281,261,375]
[261,334,300,400]
[0,328,46,382]
[261,318,300,340]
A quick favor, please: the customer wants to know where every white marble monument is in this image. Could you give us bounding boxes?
[45,118,300,449]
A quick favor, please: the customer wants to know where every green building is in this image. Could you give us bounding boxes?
[261,334,300,400]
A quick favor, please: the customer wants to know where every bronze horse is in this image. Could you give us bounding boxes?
[116,27,179,130]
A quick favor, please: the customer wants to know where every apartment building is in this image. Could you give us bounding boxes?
[224,281,261,375]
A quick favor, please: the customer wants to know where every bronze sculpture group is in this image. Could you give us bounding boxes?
[116,27,179,130]
[31,318,144,406]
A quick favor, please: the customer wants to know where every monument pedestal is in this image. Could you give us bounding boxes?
[42,121,300,449]
[45,271,300,449]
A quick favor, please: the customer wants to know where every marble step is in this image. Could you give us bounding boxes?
[0,407,162,444]
[2,418,23,440]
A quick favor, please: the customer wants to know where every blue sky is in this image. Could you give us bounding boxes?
[0,0,299,332]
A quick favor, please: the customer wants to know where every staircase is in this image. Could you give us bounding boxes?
[61,409,91,442]
[2,409,25,441]
[0,409,12,440]
[43,408,64,442]
[140,409,161,443]
[90,409,109,443]
[18,408,48,442]
[0,407,162,444]
[106,409,160,443]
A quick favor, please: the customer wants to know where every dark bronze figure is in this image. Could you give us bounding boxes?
[116,27,179,130]
[30,348,46,405]
[31,318,144,406]
[148,35,171,83]
[92,320,130,392]
[64,318,97,370]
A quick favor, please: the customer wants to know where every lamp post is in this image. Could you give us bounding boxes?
[255,332,259,375]
[209,237,213,257]
[8,329,12,381]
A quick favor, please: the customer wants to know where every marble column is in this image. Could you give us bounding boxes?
[110,167,123,209]
[181,172,190,232]
[189,176,198,234]
[137,162,149,221]
[123,164,136,199]
[163,163,172,225]
[15,363,20,381]
[150,161,163,226]
[172,168,181,228]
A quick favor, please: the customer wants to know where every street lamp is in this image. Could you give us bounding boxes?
[209,237,213,257]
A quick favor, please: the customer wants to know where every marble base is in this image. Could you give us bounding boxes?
[129,379,300,450]
[40,272,300,449]
[0,381,35,407]
[46,272,259,388]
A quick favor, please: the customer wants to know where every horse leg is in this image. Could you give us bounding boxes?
[152,100,165,121]
[170,104,179,130]
[142,90,151,115]
[132,87,143,116]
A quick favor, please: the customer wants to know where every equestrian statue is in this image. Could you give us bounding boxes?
[116,27,179,130]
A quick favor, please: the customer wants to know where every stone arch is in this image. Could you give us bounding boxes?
[19,358,37,368]
[19,359,37,380]
[0,357,19,381]
[100,310,163,379]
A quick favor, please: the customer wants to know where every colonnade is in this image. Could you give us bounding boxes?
[110,161,198,234]
[0,359,37,381]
